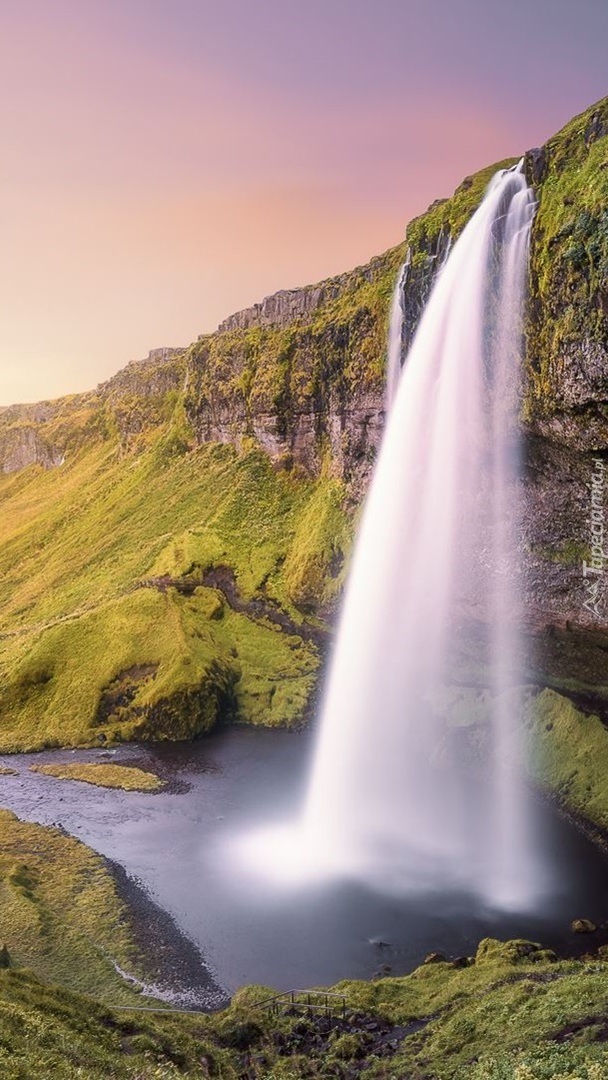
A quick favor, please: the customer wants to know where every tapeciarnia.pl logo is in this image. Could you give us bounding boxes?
[582,457,606,617]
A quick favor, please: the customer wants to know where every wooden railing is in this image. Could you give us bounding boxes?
[252,989,347,1019]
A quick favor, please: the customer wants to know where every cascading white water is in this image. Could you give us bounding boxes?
[385,256,408,410]
[299,163,538,907]
[386,231,452,412]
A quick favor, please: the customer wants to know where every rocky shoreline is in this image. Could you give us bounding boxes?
[106,857,230,1012]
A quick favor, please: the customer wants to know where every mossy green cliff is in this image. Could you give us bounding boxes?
[525,99,608,429]
[184,243,405,497]
[519,99,608,703]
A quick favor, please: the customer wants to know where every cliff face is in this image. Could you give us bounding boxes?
[182,162,516,495]
[185,247,404,498]
[215,263,381,333]
[0,423,65,474]
[0,97,607,754]
[0,348,187,474]
[520,98,608,695]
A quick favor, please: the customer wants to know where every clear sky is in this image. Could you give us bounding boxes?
[1,0,607,404]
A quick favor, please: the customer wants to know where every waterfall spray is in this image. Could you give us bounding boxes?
[300,162,538,907]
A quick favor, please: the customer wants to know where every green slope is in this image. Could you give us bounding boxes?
[0,808,162,1004]
[0,432,351,751]
[4,938,608,1078]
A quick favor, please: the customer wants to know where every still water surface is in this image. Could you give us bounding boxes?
[1,725,607,1003]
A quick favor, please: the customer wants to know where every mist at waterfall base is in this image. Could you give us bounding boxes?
[235,163,551,915]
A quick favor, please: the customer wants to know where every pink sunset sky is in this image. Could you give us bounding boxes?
[1,0,606,404]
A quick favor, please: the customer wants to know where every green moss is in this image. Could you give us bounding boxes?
[185,243,406,437]
[282,479,351,609]
[0,585,318,750]
[529,540,590,566]
[523,688,608,830]
[335,944,608,1078]
[526,97,608,414]
[406,159,518,253]
[29,763,164,792]
[474,938,557,966]
[0,968,236,1078]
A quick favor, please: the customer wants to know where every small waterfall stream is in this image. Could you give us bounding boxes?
[385,256,408,410]
[300,162,539,907]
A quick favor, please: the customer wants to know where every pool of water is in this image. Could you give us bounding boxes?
[1,725,607,1004]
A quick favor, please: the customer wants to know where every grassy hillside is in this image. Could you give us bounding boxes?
[4,937,608,1078]
[0,432,351,751]
[333,939,608,1079]
[0,809,160,1003]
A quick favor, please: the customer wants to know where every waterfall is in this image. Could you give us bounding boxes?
[385,256,409,410]
[300,162,538,907]
[386,231,452,412]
